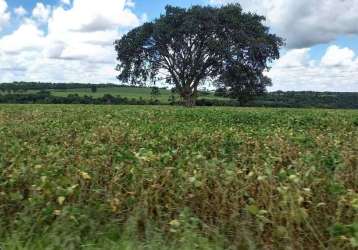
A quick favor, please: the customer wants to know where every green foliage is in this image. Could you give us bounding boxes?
[253,91,358,109]
[150,87,161,100]
[1,83,358,108]
[0,82,118,92]
[115,4,283,106]
[91,85,98,93]
[0,105,357,249]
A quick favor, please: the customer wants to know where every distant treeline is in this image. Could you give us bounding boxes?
[0,82,357,108]
[0,90,357,109]
[0,82,167,92]
[0,91,228,106]
[250,91,358,109]
[0,91,163,105]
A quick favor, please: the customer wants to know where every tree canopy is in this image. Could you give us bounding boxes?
[115,4,283,106]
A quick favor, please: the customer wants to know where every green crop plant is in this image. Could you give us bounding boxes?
[0,105,357,249]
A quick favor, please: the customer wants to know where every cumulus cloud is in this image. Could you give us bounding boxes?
[32,3,51,23]
[210,0,358,49]
[267,45,358,91]
[43,0,142,64]
[1,0,358,92]
[274,48,311,68]
[61,0,71,5]
[126,0,135,8]
[14,6,27,17]
[0,21,46,54]
[0,0,142,83]
[0,0,10,31]
[23,57,117,83]
[321,45,355,67]
[49,0,140,33]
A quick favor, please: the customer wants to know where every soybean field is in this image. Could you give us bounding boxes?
[0,105,357,249]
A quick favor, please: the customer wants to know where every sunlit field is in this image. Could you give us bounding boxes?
[0,105,357,249]
[24,87,224,103]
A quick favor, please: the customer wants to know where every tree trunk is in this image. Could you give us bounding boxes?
[179,83,197,107]
[183,94,196,107]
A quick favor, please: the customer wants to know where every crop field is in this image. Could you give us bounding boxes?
[0,105,357,249]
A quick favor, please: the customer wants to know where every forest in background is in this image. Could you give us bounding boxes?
[0,82,357,109]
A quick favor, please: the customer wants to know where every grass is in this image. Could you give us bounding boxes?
[0,105,357,249]
[51,87,173,101]
[27,86,225,103]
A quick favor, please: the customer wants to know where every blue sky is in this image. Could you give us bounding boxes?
[6,0,207,17]
[1,0,358,91]
[2,0,207,33]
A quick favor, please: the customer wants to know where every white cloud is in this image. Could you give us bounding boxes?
[212,0,358,91]
[126,0,135,8]
[210,0,358,49]
[321,45,355,67]
[0,0,10,31]
[0,21,46,54]
[14,6,27,17]
[32,3,51,23]
[274,48,311,68]
[0,0,143,83]
[61,0,71,5]
[59,43,115,63]
[1,0,358,92]
[48,0,140,33]
[44,0,142,63]
[23,58,117,83]
[267,45,358,91]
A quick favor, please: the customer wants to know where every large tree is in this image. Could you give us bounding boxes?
[115,4,283,106]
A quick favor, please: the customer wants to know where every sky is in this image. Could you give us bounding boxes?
[0,0,358,91]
